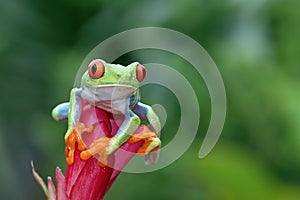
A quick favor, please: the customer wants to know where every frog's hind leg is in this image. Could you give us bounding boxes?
[52,102,70,121]
[132,103,161,164]
[127,125,161,156]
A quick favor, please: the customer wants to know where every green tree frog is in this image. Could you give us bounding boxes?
[52,59,161,166]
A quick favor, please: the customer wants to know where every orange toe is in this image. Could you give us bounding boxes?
[65,123,93,165]
[80,150,92,160]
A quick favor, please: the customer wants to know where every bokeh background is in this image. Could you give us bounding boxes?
[1,0,300,199]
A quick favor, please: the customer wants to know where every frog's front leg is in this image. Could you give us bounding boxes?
[65,88,83,139]
[80,110,140,166]
[54,88,93,165]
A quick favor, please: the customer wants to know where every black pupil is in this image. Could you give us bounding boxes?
[91,64,97,74]
[142,67,146,78]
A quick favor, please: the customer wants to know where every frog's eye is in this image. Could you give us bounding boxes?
[88,60,105,79]
[136,64,146,82]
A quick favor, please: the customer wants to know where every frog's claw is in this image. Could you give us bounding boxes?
[65,122,93,165]
[80,137,111,167]
[127,126,161,156]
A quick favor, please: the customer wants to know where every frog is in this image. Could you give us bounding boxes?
[51,59,161,166]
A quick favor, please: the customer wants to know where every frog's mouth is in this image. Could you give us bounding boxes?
[82,84,138,102]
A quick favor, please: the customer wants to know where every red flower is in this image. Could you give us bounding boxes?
[32,100,159,200]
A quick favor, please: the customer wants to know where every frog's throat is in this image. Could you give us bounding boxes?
[82,84,138,101]
[81,85,138,114]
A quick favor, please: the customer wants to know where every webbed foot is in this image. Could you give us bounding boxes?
[65,122,93,165]
[127,125,161,155]
[80,137,111,167]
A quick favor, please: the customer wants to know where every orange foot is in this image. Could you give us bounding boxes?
[80,137,111,167]
[65,122,93,165]
[127,125,161,156]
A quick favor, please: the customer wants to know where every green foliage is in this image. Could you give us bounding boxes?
[0,0,299,199]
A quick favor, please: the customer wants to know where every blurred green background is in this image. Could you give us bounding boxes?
[1,0,300,199]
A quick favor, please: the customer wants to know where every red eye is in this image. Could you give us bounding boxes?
[88,59,105,79]
[136,64,146,82]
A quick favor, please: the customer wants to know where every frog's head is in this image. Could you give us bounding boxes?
[81,59,146,89]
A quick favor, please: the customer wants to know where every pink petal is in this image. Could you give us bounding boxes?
[65,147,87,196]
[69,152,113,200]
[47,177,56,200]
[56,167,68,200]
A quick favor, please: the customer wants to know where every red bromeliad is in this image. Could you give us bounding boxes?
[32,59,161,200]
